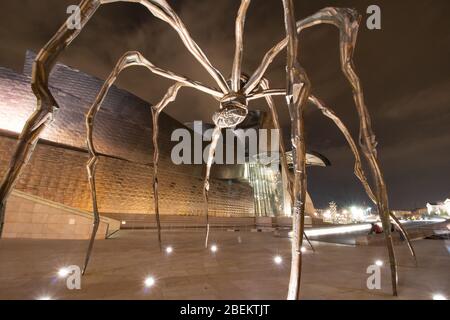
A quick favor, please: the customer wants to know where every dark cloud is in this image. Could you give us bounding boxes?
[0,0,449,209]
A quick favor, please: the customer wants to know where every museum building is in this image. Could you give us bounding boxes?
[0,51,326,240]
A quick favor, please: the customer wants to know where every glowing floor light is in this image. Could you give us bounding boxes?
[300,246,306,253]
[210,244,218,253]
[166,246,173,254]
[36,295,53,300]
[274,255,283,264]
[375,260,383,267]
[432,293,447,300]
[57,267,70,278]
[144,276,155,288]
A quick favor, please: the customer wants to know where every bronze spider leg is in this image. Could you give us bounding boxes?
[202,126,222,248]
[151,83,186,252]
[102,0,230,93]
[201,0,252,249]
[259,78,315,253]
[0,0,100,238]
[84,50,220,274]
[248,5,401,296]
[308,95,417,265]
[281,0,312,300]
[338,15,399,297]
[231,0,251,92]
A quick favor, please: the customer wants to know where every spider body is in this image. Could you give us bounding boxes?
[213,92,248,128]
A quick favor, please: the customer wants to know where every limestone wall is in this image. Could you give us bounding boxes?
[0,52,255,219]
[2,190,120,239]
[0,136,254,217]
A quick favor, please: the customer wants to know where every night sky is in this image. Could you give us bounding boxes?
[0,0,449,209]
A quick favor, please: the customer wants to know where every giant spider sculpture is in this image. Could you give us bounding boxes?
[0,0,417,299]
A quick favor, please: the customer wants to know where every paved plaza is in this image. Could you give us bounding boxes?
[0,230,448,299]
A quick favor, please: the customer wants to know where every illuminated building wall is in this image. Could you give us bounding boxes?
[244,163,284,217]
[427,199,450,216]
[0,51,254,218]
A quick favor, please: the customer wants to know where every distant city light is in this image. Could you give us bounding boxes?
[274,255,283,264]
[210,244,218,253]
[317,203,378,224]
[445,201,450,215]
[144,276,155,288]
[432,293,447,300]
[350,206,365,221]
[427,198,450,216]
[121,221,127,225]
[166,246,173,254]
[375,260,383,267]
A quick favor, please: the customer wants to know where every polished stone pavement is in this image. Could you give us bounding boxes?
[0,230,448,300]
